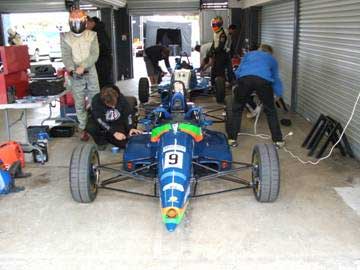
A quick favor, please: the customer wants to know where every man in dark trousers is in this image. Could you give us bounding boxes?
[143,45,172,86]
[208,16,235,85]
[86,16,113,88]
[86,85,142,149]
[226,44,284,148]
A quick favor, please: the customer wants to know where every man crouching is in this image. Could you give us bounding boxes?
[86,85,142,150]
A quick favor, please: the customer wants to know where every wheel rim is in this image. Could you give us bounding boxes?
[252,152,261,196]
[89,152,100,193]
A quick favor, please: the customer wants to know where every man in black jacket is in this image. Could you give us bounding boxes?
[208,16,235,85]
[87,16,113,88]
[86,85,142,149]
[144,45,172,85]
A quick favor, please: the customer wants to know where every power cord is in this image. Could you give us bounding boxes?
[238,104,272,140]
[237,91,360,165]
[283,90,360,165]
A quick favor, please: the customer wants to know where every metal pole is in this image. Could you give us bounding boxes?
[111,9,118,82]
[4,109,10,140]
[24,109,29,143]
[290,0,300,112]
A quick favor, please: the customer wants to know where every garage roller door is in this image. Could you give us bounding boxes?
[128,0,199,15]
[0,0,65,13]
[261,0,295,105]
[297,0,360,158]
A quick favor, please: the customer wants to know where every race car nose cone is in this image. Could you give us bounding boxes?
[165,223,177,232]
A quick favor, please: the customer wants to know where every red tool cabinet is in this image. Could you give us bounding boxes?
[0,45,30,104]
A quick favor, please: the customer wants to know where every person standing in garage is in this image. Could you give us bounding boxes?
[208,16,235,85]
[7,28,23,45]
[226,44,284,147]
[143,45,172,86]
[86,16,113,88]
[61,9,100,141]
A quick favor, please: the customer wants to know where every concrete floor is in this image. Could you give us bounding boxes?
[0,59,360,269]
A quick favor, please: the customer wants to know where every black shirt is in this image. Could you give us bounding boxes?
[91,92,133,135]
[93,22,112,57]
[144,45,170,68]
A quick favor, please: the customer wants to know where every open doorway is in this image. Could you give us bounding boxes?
[2,10,99,68]
[131,15,200,79]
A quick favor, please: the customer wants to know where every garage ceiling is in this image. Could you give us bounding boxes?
[86,0,126,8]
[229,0,278,8]
[127,0,200,15]
[0,0,126,13]
[0,0,67,13]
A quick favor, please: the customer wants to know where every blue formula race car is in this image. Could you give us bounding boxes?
[69,84,281,232]
[138,53,226,104]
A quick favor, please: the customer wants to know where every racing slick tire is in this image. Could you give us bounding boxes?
[69,143,100,203]
[125,96,138,128]
[215,76,225,104]
[138,77,150,103]
[251,144,280,202]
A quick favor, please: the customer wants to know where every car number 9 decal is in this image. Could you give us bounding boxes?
[164,152,183,169]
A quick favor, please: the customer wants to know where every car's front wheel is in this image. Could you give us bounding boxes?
[69,144,100,203]
[252,144,280,202]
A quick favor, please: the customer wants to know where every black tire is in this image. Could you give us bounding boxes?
[252,144,280,202]
[125,96,138,128]
[215,76,225,103]
[69,144,100,203]
[138,77,149,103]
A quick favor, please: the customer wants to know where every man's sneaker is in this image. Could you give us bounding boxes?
[228,139,238,147]
[80,130,90,142]
[274,141,285,149]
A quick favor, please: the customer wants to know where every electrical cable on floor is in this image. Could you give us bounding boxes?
[236,91,360,165]
[238,104,272,140]
[283,90,360,165]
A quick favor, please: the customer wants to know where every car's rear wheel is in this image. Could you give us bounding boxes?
[69,144,100,203]
[138,77,149,103]
[215,76,225,103]
[125,96,138,128]
[252,144,280,202]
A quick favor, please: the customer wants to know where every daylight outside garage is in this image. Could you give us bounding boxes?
[0,0,359,269]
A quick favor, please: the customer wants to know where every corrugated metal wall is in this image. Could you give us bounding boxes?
[261,0,295,105]
[297,0,360,158]
[0,0,65,13]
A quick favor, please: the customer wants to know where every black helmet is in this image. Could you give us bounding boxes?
[69,9,87,34]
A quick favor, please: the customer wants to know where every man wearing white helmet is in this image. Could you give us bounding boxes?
[61,9,100,141]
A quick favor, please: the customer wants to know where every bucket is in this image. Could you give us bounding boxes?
[0,141,25,169]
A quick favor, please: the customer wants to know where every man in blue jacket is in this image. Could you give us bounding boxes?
[226,44,284,147]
